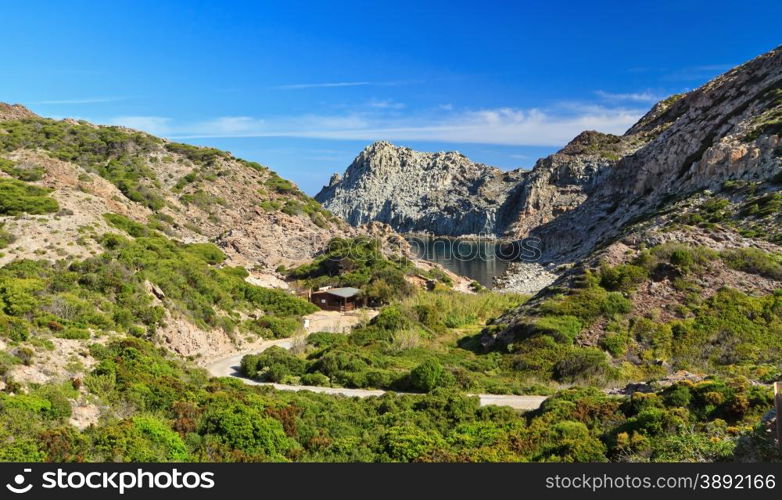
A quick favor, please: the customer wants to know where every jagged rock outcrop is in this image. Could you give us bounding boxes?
[317,130,654,238]
[528,45,782,262]
[316,141,525,236]
[0,102,38,121]
[321,46,781,269]
[500,130,644,238]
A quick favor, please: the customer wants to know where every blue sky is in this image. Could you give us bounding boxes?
[1,1,780,194]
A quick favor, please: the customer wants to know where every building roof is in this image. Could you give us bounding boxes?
[317,287,361,298]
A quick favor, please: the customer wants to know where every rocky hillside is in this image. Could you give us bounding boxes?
[0,106,375,369]
[316,141,526,236]
[0,106,358,271]
[478,45,782,384]
[527,45,782,263]
[317,117,665,238]
[319,48,782,249]
[0,105,428,371]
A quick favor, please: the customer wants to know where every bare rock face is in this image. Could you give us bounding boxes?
[0,103,37,121]
[316,141,526,236]
[316,103,681,240]
[500,130,644,238]
[316,133,646,238]
[528,44,782,262]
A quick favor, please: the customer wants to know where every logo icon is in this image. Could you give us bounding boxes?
[6,468,33,494]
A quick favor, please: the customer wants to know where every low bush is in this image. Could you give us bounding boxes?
[0,178,59,215]
[409,359,445,392]
[720,247,782,280]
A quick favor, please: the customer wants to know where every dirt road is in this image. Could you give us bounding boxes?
[204,337,547,411]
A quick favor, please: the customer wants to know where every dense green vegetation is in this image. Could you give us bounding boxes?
[164,142,230,168]
[495,243,782,385]
[259,172,336,227]
[287,237,418,304]
[0,119,165,210]
[0,158,44,182]
[240,290,537,394]
[1,116,780,462]
[0,214,315,345]
[0,336,777,462]
[0,178,59,215]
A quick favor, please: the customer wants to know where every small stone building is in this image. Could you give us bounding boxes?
[309,287,363,311]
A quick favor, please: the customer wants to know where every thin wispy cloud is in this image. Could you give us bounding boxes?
[108,103,644,147]
[366,98,405,110]
[276,81,372,89]
[35,96,129,105]
[594,90,661,103]
[275,80,418,90]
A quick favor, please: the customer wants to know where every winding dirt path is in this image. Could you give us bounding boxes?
[204,336,548,411]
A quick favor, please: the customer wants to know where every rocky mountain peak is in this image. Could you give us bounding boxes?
[316,142,524,236]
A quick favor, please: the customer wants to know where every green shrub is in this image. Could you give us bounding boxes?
[306,331,348,348]
[720,247,782,280]
[0,178,59,215]
[58,327,91,340]
[663,383,692,407]
[300,373,330,386]
[599,330,631,357]
[372,306,412,331]
[241,346,306,382]
[103,213,152,237]
[128,415,190,462]
[533,315,583,343]
[265,175,296,194]
[409,359,445,392]
[541,286,631,322]
[198,404,292,459]
[165,142,227,166]
[248,315,300,338]
[650,243,716,273]
[599,263,648,292]
[288,237,414,304]
[553,348,610,382]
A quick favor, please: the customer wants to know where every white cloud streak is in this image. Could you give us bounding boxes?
[35,96,129,105]
[594,90,661,103]
[108,104,644,147]
[276,81,372,89]
[275,80,413,90]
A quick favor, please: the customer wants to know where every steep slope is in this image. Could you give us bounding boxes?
[0,107,371,370]
[0,109,357,271]
[476,45,782,388]
[528,45,782,262]
[316,141,526,236]
[499,130,647,238]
